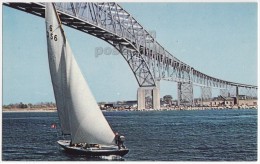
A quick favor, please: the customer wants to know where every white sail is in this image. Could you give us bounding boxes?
[45,3,70,134]
[45,3,115,145]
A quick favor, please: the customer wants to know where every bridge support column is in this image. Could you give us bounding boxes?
[201,86,212,99]
[201,86,212,106]
[236,86,239,105]
[152,87,160,109]
[137,83,160,110]
[246,87,258,98]
[236,86,239,97]
[177,82,194,106]
[137,87,145,110]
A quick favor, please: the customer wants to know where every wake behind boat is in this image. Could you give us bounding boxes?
[45,3,129,157]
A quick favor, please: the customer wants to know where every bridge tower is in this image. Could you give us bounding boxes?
[137,87,146,110]
[177,82,194,106]
[137,81,160,110]
[152,85,160,109]
[201,86,212,100]
[201,86,212,106]
[236,85,239,105]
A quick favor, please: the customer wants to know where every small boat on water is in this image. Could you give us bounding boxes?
[45,3,129,157]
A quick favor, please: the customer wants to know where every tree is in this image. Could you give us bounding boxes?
[163,95,173,105]
[18,102,28,108]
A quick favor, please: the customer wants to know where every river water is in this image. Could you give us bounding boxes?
[2,109,257,161]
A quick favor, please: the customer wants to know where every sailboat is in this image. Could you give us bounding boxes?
[45,3,129,157]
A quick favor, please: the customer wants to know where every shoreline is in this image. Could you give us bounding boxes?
[2,107,257,113]
[2,108,57,113]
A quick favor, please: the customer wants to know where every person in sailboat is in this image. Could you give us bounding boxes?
[115,132,126,149]
[115,132,119,145]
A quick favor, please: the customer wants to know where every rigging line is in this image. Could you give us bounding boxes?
[52,3,67,42]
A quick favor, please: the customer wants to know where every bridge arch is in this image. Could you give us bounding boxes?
[53,2,157,87]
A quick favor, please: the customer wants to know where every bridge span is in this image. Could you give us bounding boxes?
[4,2,257,109]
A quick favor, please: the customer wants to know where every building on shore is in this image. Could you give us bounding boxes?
[237,95,257,107]
[197,96,235,107]
[195,95,257,108]
[98,95,257,111]
[100,101,138,110]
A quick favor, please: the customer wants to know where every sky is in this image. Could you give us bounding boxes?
[2,2,258,105]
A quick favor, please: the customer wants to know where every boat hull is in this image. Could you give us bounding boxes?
[57,140,129,157]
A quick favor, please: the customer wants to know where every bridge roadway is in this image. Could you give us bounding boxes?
[4,2,257,109]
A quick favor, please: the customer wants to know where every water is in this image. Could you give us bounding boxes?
[2,109,257,161]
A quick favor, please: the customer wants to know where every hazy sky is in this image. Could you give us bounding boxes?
[2,2,257,104]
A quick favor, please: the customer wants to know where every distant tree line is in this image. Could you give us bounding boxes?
[2,102,56,109]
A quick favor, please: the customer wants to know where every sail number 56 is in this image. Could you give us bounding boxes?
[47,25,58,41]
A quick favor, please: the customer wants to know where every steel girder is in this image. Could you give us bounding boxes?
[220,85,237,97]
[54,2,156,86]
[238,87,257,99]
[177,82,194,106]
[3,2,258,93]
[201,87,212,101]
[220,88,229,97]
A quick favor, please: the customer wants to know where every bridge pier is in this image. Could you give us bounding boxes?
[200,86,212,106]
[137,86,160,110]
[137,87,146,110]
[152,87,160,110]
[201,86,212,100]
[177,82,194,106]
[236,86,239,105]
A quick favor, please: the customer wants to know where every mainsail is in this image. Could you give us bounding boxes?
[45,3,115,145]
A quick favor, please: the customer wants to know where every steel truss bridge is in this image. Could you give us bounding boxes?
[4,2,257,108]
